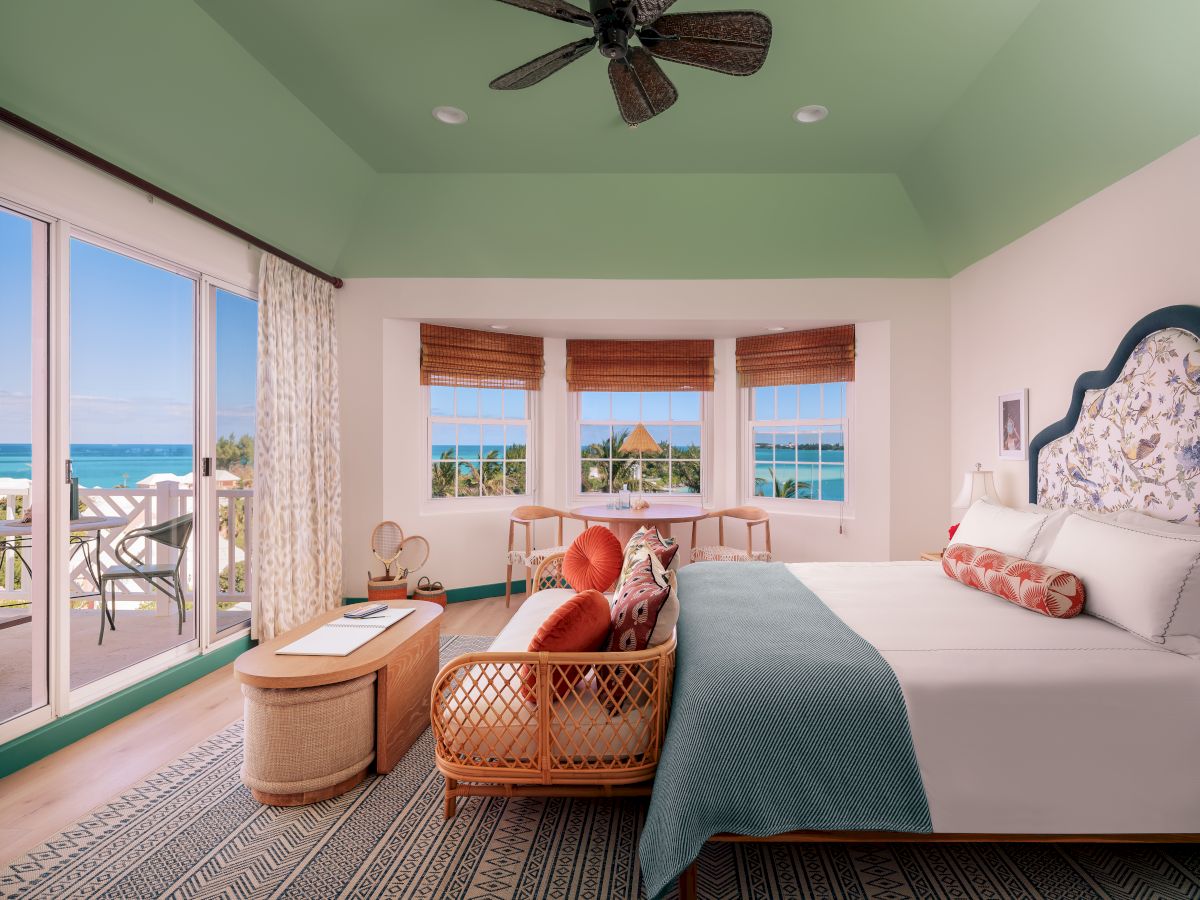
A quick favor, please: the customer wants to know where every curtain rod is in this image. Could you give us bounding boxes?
[0,105,344,289]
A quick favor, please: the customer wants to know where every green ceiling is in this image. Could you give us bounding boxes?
[1,0,1198,278]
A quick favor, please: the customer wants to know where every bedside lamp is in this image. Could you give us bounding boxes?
[953,462,1001,510]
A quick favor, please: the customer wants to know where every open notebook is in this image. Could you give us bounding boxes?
[276,607,415,657]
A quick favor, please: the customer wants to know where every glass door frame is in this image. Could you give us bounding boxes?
[0,202,254,741]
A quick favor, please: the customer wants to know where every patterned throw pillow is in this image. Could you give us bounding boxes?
[942,543,1085,618]
[601,552,676,708]
[615,526,679,593]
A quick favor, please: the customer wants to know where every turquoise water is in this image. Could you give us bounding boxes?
[0,444,192,488]
[754,445,845,501]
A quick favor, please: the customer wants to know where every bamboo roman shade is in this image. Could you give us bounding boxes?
[566,339,715,392]
[735,325,855,387]
[420,323,545,391]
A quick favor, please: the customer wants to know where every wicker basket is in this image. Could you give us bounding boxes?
[430,552,676,817]
[367,577,408,602]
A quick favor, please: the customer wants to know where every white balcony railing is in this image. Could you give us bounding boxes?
[0,482,252,611]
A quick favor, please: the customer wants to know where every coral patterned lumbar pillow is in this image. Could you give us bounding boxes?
[521,589,612,703]
[615,525,679,592]
[942,543,1085,618]
[602,552,676,708]
[563,526,624,593]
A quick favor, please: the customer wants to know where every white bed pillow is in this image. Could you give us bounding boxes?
[953,500,1049,560]
[1042,514,1200,656]
[1116,509,1200,537]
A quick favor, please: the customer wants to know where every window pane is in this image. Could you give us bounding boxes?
[753,386,774,420]
[822,427,845,462]
[580,424,610,458]
[457,424,481,459]
[581,392,609,421]
[612,392,640,421]
[753,428,774,462]
[430,386,454,417]
[581,461,609,493]
[505,424,527,460]
[796,427,820,464]
[457,462,480,496]
[754,463,776,497]
[643,391,669,421]
[670,425,700,459]
[824,382,846,418]
[482,424,504,457]
[503,388,526,419]
[672,391,701,422]
[796,464,817,499]
[799,383,821,419]
[432,462,454,497]
[613,426,635,458]
[642,460,668,492]
[671,461,700,494]
[777,385,798,420]
[456,387,478,417]
[480,388,503,418]
[772,465,799,498]
[505,461,526,495]
[644,424,668,458]
[822,464,846,501]
[612,459,636,490]
[482,460,504,496]
[431,423,456,458]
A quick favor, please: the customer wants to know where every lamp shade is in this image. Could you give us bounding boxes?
[953,463,1001,509]
[619,423,661,455]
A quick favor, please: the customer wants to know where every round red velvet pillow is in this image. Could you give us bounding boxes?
[563,525,623,593]
[521,589,611,702]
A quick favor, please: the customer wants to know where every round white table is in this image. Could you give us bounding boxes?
[574,503,706,546]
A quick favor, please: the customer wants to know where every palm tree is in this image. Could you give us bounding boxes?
[754,467,811,499]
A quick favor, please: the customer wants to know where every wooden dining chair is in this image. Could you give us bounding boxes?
[689,506,773,563]
[505,506,577,607]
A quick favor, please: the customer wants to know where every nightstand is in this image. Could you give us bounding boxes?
[919,551,943,562]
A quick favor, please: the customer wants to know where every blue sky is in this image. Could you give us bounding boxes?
[0,208,256,445]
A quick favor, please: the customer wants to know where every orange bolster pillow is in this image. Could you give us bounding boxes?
[942,543,1085,618]
[563,525,623,593]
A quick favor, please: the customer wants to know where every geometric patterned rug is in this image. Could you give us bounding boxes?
[3,636,1200,899]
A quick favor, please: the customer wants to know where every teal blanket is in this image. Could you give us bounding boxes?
[639,562,931,899]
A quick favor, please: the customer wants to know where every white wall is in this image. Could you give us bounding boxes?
[337,278,950,596]
[949,135,1200,507]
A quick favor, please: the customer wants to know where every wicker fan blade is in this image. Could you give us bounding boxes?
[490,37,597,90]
[608,48,678,126]
[492,0,594,27]
[633,0,680,26]
[642,11,772,76]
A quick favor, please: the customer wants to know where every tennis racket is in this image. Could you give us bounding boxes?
[394,534,430,581]
[370,520,405,579]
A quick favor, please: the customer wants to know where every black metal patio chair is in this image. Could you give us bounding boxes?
[97,513,193,644]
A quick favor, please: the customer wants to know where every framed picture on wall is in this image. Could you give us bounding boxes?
[998,389,1028,460]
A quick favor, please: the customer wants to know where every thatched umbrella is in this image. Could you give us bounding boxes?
[620,424,661,493]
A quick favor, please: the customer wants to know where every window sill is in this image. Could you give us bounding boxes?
[744,499,854,520]
[419,495,535,516]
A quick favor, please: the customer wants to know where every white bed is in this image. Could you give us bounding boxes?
[791,561,1200,834]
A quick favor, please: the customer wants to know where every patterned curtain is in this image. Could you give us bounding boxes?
[252,255,343,640]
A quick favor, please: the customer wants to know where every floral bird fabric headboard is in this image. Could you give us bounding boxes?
[1030,305,1200,526]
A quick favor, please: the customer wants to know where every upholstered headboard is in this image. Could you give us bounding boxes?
[1028,304,1200,525]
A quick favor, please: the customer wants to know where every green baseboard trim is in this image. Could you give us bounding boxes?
[344,579,522,607]
[0,635,252,780]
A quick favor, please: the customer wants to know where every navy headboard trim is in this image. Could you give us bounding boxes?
[1027,303,1200,504]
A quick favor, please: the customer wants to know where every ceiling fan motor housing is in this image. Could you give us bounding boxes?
[590,0,636,59]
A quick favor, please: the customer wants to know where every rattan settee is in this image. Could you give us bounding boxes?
[431,551,676,817]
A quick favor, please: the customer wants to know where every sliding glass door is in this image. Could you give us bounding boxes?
[67,237,197,692]
[0,204,49,732]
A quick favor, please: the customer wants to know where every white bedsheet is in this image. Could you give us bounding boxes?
[788,561,1200,834]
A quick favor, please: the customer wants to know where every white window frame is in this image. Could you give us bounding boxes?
[0,194,254,744]
[740,382,852,516]
[422,384,537,507]
[568,389,712,506]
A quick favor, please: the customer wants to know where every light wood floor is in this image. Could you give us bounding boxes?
[0,594,524,864]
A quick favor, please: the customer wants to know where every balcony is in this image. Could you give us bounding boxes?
[0,482,253,723]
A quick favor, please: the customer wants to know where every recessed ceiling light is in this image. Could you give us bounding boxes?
[433,106,468,125]
[489,323,509,330]
[766,326,786,332]
[792,104,828,124]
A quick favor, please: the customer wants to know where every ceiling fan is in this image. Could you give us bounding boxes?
[488,0,772,126]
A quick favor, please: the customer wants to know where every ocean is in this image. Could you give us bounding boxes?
[0,443,193,488]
